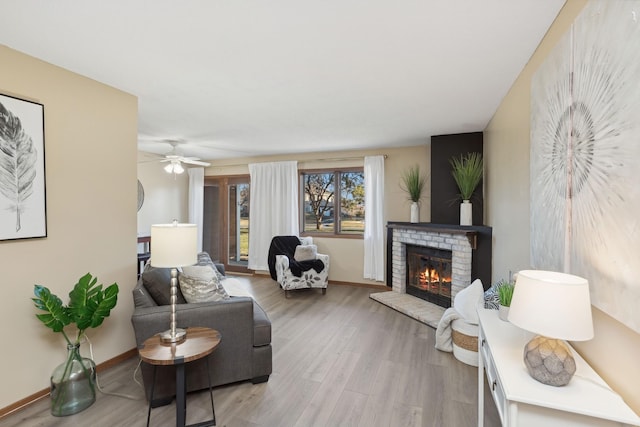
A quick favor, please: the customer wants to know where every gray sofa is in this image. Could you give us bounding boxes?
[131,253,272,406]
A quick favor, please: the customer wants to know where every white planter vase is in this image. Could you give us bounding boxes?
[498,305,510,322]
[410,202,420,223]
[460,200,472,226]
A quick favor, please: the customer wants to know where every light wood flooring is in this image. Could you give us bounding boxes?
[1,276,500,427]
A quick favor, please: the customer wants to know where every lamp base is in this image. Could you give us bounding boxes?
[160,328,187,344]
[523,335,576,386]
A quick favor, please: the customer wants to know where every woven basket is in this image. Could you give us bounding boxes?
[451,318,479,366]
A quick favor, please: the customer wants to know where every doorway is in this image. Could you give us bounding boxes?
[203,176,251,274]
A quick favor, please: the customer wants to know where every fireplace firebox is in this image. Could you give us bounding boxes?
[406,244,453,308]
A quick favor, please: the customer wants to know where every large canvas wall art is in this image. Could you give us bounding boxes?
[0,93,46,241]
[531,0,640,333]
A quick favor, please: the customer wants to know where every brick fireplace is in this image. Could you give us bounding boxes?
[370,222,490,327]
[391,223,475,299]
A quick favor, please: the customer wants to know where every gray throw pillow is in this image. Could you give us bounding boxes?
[179,265,229,303]
[182,265,216,281]
[142,264,187,305]
[197,252,226,282]
[210,263,226,282]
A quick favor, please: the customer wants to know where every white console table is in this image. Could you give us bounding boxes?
[477,308,640,427]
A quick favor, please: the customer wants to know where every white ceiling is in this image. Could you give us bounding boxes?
[0,1,565,160]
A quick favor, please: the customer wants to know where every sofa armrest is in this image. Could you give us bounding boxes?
[274,254,290,283]
[316,253,329,263]
[275,254,290,269]
[131,296,254,348]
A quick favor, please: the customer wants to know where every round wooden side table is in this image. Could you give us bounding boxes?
[139,326,221,427]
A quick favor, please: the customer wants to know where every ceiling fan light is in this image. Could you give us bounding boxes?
[174,163,184,174]
[164,163,174,173]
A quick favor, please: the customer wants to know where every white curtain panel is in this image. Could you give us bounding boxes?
[363,155,385,281]
[188,167,204,252]
[248,160,299,271]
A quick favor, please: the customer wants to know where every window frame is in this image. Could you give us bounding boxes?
[299,167,365,239]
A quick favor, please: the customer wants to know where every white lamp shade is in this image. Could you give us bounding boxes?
[508,270,594,341]
[150,223,198,268]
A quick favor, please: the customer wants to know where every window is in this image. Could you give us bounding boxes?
[300,169,365,236]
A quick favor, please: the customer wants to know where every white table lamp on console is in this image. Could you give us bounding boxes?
[508,270,593,386]
[477,269,640,426]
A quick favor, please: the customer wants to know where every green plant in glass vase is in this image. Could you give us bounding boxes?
[32,273,119,416]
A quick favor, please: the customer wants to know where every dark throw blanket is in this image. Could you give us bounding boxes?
[267,235,325,280]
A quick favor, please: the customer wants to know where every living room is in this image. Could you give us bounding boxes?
[2,1,640,426]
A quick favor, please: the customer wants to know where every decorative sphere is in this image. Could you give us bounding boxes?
[523,336,576,387]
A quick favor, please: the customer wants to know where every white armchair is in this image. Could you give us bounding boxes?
[268,236,330,297]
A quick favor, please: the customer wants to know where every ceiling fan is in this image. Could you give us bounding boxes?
[157,140,211,174]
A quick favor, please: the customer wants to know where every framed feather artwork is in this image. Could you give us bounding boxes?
[0,93,46,241]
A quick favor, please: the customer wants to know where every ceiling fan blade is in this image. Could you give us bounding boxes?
[183,159,211,166]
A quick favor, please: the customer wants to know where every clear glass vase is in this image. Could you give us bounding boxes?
[50,343,96,416]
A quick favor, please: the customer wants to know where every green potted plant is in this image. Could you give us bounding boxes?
[496,279,515,321]
[449,152,483,225]
[400,164,427,223]
[32,273,119,416]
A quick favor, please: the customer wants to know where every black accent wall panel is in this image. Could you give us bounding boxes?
[431,132,483,225]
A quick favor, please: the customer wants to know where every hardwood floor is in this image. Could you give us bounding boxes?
[1,276,500,427]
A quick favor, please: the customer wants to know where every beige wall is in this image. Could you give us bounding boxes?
[137,152,189,237]
[205,145,430,284]
[0,46,138,410]
[485,0,640,414]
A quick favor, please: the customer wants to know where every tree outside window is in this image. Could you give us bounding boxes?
[301,169,364,235]
[340,172,365,234]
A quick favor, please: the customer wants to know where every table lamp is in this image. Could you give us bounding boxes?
[508,270,594,386]
[150,221,198,344]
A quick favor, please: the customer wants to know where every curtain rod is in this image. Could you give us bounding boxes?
[210,154,388,168]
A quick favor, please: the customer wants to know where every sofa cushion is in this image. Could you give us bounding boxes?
[142,265,187,305]
[179,265,230,303]
[294,244,317,262]
[222,277,253,297]
[253,301,272,347]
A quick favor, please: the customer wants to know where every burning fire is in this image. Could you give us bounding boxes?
[418,267,452,295]
[420,268,440,283]
[419,267,450,284]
